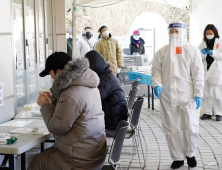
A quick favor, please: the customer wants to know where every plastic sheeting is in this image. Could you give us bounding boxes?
[190,0,222,47]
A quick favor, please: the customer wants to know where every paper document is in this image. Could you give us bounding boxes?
[10,127,49,135]
[0,120,33,127]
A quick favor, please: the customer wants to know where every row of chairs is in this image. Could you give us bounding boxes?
[103,79,146,170]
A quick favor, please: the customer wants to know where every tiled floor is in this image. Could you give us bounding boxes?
[104,98,222,170]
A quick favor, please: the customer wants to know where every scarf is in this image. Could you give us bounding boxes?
[134,39,140,48]
[206,38,215,70]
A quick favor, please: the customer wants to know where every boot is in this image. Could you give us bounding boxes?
[216,115,222,121]
[200,114,212,120]
[186,156,197,168]
[171,160,184,169]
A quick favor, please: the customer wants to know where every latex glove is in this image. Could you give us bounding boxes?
[37,93,50,106]
[195,97,201,109]
[201,48,207,55]
[154,86,161,98]
[206,49,213,55]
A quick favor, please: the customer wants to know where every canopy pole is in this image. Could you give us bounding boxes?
[72,0,77,58]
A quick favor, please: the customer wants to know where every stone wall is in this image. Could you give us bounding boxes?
[66,0,190,40]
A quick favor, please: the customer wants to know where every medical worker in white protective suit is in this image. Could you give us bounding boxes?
[199,24,222,121]
[152,21,204,169]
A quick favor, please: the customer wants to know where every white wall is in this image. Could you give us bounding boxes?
[0,0,15,124]
[190,0,222,47]
[53,0,67,52]
[130,12,169,51]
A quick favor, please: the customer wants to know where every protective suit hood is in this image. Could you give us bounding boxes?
[168,22,187,45]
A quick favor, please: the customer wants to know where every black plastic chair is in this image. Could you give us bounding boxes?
[127,86,139,113]
[102,121,129,170]
[131,78,140,89]
[126,78,140,99]
[125,97,146,169]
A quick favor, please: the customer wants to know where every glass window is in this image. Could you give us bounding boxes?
[46,0,53,56]
[13,0,26,114]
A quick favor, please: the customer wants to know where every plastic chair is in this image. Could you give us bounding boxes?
[102,121,129,170]
[131,78,140,89]
[127,87,139,113]
[125,97,146,169]
[126,79,140,99]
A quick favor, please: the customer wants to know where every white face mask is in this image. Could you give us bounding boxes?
[69,35,73,39]
[103,31,109,37]
[133,35,140,40]
[206,35,214,40]
[170,33,178,39]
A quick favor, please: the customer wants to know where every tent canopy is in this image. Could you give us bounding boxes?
[66,0,189,9]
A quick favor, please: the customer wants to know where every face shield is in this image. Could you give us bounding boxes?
[168,22,187,44]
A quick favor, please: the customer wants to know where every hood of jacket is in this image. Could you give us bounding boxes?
[85,50,110,76]
[51,58,99,94]
[131,35,145,45]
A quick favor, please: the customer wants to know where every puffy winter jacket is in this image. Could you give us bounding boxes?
[85,50,128,131]
[38,58,107,170]
[76,34,97,58]
[130,36,145,55]
[94,34,123,76]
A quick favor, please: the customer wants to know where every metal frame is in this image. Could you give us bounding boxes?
[147,85,154,110]
[51,0,56,52]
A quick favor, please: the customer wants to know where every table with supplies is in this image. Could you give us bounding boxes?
[0,103,53,170]
[128,71,154,110]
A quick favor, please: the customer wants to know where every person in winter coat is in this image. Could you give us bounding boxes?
[130,30,145,55]
[28,52,107,170]
[67,29,73,57]
[199,24,222,121]
[76,27,97,58]
[85,50,128,137]
[94,25,123,76]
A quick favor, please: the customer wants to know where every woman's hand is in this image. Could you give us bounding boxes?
[43,90,54,101]
[37,93,50,106]
[201,48,207,55]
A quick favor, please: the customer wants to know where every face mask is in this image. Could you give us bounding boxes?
[69,35,73,39]
[85,32,91,37]
[206,35,214,40]
[133,35,140,40]
[170,33,178,39]
[103,31,109,37]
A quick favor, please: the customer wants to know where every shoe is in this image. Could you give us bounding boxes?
[216,115,222,121]
[186,156,197,168]
[200,114,212,120]
[171,160,184,169]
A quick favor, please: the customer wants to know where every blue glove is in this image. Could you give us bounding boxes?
[195,97,201,109]
[201,48,207,55]
[154,86,161,98]
[206,49,213,55]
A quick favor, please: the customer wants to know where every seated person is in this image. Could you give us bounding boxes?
[28,52,107,170]
[85,50,128,137]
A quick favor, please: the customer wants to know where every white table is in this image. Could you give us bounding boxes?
[14,110,43,120]
[0,119,52,170]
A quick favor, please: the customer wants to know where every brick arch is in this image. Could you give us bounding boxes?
[73,0,189,40]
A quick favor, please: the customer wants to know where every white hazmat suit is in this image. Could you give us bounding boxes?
[199,38,222,116]
[152,22,204,161]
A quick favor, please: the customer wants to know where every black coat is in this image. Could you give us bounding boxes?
[130,36,145,55]
[85,50,128,131]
